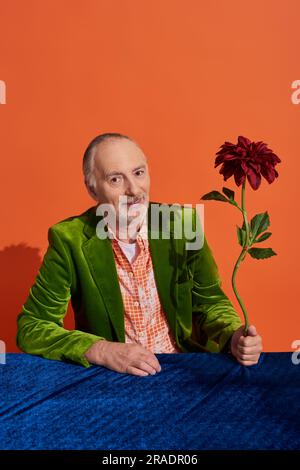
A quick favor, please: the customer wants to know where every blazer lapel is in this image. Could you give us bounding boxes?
[147,207,178,339]
[82,207,125,342]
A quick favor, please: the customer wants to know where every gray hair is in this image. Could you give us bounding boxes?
[83,132,136,193]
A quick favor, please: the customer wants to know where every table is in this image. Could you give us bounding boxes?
[0,352,299,450]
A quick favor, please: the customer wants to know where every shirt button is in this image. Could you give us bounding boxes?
[129,272,134,278]
[134,301,139,307]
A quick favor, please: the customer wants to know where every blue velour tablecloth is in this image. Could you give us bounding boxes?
[0,352,299,450]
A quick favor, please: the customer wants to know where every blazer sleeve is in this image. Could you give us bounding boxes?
[16,226,104,367]
[187,208,242,352]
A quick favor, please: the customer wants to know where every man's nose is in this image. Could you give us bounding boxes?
[124,178,139,196]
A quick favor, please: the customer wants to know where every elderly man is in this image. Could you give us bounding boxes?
[17,132,262,376]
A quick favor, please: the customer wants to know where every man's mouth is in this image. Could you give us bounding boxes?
[124,197,144,206]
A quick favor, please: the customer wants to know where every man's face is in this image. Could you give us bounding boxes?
[92,139,150,226]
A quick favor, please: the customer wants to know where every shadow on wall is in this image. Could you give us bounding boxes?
[0,243,75,352]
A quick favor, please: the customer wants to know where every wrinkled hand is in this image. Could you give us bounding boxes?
[230,325,263,366]
[84,340,162,377]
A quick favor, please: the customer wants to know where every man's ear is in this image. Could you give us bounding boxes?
[85,181,98,202]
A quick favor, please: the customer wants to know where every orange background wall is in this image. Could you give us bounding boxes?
[0,0,299,353]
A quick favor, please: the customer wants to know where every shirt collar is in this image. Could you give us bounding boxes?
[107,211,148,246]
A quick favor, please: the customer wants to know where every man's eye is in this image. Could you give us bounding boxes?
[135,170,145,176]
[110,176,122,184]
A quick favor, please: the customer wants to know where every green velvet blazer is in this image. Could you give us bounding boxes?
[17,202,242,367]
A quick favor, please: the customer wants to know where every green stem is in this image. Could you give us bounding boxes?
[231,180,250,336]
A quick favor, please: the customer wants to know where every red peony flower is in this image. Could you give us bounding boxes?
[214,135,281,190]
[201,135,281,336]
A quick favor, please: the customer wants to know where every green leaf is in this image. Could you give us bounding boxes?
[254,231,272,243]
[236,225,247,247]
[201,191,229,203]
[222,187,235,201]
[248,247,277,259]
[250,212,270,240]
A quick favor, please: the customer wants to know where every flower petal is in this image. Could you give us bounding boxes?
[260,164,278,184]
[219,162,236,180]
[246,168,261,190]
[238,136,252,148]
[234,166,246,186]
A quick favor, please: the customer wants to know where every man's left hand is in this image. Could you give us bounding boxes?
[230,325,263,366]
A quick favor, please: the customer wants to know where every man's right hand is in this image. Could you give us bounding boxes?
[84,340,162,376]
